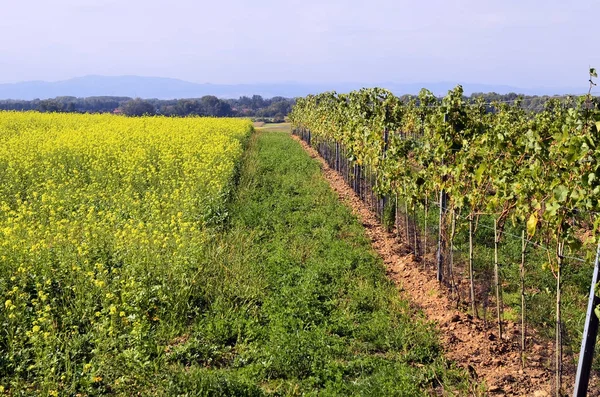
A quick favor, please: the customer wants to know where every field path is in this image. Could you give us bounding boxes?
[291,134,569,397]
[162,129,474,395]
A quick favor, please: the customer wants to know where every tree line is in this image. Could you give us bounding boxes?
[0,92,580,118]
[0,95,295,118]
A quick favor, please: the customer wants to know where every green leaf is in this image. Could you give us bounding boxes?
[474,164,486,183]
[527,213,538,237]
[553,185,569,203]
[591,68,598,78]
[546,201,560,217]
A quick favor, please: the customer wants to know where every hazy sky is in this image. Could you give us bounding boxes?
[1,0,598,88]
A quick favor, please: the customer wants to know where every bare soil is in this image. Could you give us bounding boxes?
[292,134,598,397]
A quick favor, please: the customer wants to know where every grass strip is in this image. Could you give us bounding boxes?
[145,131,471,396]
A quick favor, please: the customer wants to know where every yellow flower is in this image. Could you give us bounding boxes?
[0,113,251,381]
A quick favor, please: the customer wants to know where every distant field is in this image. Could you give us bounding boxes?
[254,121,291,132]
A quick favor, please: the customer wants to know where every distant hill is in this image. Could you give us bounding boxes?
[0,75,587,100]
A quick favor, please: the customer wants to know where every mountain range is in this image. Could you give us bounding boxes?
[0,75,589,100]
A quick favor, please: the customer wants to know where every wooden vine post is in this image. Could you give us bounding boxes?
[556,241,564,396]
[469,213,477,318]
[494,219,503,339]
[436,189,447,282]
[520,229,528,368]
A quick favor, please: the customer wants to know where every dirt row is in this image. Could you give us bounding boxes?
[291,134,596,396]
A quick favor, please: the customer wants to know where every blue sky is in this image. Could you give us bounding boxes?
[1,0,598,88]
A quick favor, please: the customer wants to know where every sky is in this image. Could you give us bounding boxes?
[1,0,599,88]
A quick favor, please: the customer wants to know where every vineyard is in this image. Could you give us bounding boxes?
[290,71,600,395]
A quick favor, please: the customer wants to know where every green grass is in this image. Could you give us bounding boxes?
[144,131,472,396]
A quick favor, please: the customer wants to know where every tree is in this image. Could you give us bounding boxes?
[200,96,232,117]
[119,99,156,116]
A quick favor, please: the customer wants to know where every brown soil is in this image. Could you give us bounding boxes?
[292,135,597,397]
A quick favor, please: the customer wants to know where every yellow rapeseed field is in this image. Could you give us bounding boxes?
[0,112,252,394]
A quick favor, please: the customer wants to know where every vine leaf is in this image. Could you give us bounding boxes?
[475,163,486,183]
[553,185,569,203]
[546,201,560,217]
